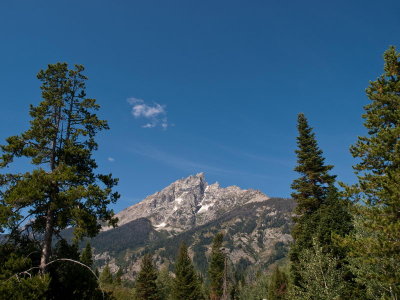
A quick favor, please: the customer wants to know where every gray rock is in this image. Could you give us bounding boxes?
[104,173,270,232]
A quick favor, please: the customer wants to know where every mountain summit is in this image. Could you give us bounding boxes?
[107,173,270,232]
[89,174,294,278]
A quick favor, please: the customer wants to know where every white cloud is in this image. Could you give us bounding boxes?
[108,157,115,162]
[127,97,169,129]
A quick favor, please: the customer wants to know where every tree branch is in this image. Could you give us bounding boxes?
[6,258,105,299]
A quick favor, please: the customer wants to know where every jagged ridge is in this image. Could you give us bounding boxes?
[105,173,270,232]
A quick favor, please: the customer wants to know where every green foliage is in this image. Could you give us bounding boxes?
[100,265,114,286]
[108,285,134,300]
[291,113,335,219]
[289,113,352,290]
[289,239,348,300]
[290,114,335,279]
[268,266,288,300]
[134,254,161,300]
[0,241,50,300]
[172,243,203,300]
[0,273,50,300]
[81,242,94,267]
[0,62,119,271]
[208,232,225,300]
[47,239,101,299]
[237,274,269,300]
[156,266,174,300]
[342,46,400,300]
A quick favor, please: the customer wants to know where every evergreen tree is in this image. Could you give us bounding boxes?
[173,243,203,300]
[290,113,336,231]
[80,242,94,268]
[268,266,288,300]
[208,233,225,300]
[0,63,119,273]
[157,266,174,300]
[135,254,161,300]
[289,113,335,286]
[343,46,400,299]
[100,265,114,286]
[289,113,352,291]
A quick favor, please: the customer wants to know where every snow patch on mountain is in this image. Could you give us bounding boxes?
[198,203,212,213]
[103,173,270,232]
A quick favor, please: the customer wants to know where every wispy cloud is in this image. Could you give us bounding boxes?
[108,157,115,162]
[215,143,294,168]
[129,143,272,180]
[127,97,169,129]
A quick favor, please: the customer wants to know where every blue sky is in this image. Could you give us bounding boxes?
[1,0,399,213]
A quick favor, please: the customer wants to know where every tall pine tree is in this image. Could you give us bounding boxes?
[289,113,352,292]
[172,243,203,300]
[289,113,336,286]
[0,63,119,273]
[343,46,400,299]
[135,254,160,300]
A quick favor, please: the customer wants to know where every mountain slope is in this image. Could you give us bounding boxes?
[104,173,269,233]
[90,174,294,278]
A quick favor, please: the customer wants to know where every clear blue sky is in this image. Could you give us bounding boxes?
[1,0,399,213]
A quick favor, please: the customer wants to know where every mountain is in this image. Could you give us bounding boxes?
[88,173,295,279]
[106,173,271,233]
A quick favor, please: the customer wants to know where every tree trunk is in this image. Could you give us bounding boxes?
[40,104,60,273]
[40,207,54,273]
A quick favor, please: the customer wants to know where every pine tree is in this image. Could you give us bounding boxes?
[289,113,353,292]
[208,233,225,300]
[135,254,161,300]
[157,266,173,300]
[0,63,119,273]
[172,243,203,300]
[80,242,94,268]
[268,266,288,300]
[291,113,336,223]
[289,114,336,286]
[100,265,113,286]
[342,46,400,299]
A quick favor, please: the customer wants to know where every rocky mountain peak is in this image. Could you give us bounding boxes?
[104,173,270,232]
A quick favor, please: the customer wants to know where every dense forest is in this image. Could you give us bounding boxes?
[0,46,399,299]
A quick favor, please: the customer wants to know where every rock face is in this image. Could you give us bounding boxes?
[91,173,294,279]
[105,173,270,232]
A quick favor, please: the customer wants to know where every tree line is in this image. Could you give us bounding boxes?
[0,46,399,299]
